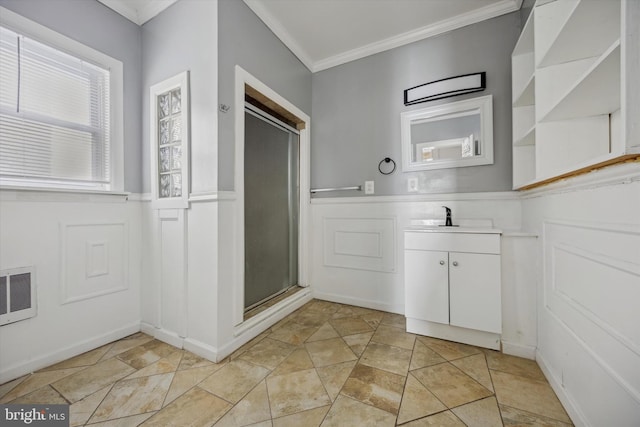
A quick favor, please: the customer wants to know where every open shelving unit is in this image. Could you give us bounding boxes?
[511,0,639,190]
[511,10,536,188]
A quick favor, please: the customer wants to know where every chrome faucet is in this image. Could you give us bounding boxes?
[442,206,453,226]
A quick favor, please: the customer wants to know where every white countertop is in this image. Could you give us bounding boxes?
[404,226,502,234]
[405,218,501,234]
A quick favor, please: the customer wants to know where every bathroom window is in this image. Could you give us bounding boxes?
[0,7,124,192]
[150,71,190,209]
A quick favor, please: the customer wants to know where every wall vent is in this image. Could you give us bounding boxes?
[0,267,36,326]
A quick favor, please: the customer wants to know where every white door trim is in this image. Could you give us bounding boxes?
[233,65,311,327]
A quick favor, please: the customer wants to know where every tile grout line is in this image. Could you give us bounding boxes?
[4,301,573,426]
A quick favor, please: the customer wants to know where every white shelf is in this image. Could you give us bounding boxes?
[513,74,535,108]
[512,8,534,56]
[536,0,621,68]
[514,126,535,147]
[511,6,536,191]
[535,117,610,180]
[512,145,536,190]
[511,0,629,190]
[535,56,594,119]
[513,105,535,144]
[540,41,620,122]
[512,10,535,107]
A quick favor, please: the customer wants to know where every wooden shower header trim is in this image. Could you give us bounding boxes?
[245,84,306,130]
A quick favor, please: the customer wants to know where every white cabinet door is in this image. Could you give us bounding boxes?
[404,250,449,324]
[449,252,501,333]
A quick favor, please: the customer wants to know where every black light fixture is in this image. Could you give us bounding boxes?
[404,72,486,106]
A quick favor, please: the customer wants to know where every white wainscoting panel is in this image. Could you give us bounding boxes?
[543,221,640,405]
[500,233,538,359]
[323,218,396,272]
[522,171,640,426]
[311,192,523,316]
[0,192,142,383]
[61,222,128,304]
[158,209,187,341]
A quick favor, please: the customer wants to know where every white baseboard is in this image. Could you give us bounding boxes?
[312,291,403,315]
[0,322,140,384]
[407,317,501,350]
[184,338,220,363]
[140,322,221,363]
[139,322,184,349]
[234,288,313,337]
[215,290,313,362]
[501,341,536,360]
[154,328,184,349]
[536,350,587,427]
[183,338,219,362]
[140,321,156,336]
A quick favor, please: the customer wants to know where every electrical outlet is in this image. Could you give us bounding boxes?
[407,177,418,192]
[364,180,374,195]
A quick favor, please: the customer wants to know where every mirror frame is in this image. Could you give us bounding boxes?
[401,95,493,172]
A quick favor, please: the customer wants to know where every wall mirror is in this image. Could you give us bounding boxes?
[401,95,493,172]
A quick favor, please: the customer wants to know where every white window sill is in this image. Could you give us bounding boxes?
[0,185,130,203]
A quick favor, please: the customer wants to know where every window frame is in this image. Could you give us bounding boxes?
[149,71,190,209]
[0,6,124,193]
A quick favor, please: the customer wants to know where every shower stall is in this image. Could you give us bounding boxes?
[243,104,300,311]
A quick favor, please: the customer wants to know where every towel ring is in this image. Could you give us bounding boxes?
[378,157,396,175]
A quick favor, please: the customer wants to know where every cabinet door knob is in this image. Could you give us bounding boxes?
[452,261,458,266]
[439,260,445,265]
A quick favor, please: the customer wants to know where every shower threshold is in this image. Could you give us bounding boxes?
[244,285,304,321]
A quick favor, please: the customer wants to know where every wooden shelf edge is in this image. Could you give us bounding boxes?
[516,154,640,191]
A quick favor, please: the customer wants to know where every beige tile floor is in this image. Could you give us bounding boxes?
[0,299,573,426]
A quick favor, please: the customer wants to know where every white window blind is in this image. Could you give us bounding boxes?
[0,25,111,190]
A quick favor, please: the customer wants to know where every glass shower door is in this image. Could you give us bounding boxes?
[244,108,299,310]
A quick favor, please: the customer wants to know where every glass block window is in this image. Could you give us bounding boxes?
[157,88,182,198]
[150,72,189,208]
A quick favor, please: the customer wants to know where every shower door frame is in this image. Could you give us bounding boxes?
[243,104,300,311]
[232,66,311,327]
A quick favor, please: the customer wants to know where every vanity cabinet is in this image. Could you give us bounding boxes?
[404,229,502,349]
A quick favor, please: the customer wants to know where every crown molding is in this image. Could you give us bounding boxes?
[97,0,178,26]
[137,0,178,25]
[243,0,315,71]
[245,0,521,73]
[313,0,521,72]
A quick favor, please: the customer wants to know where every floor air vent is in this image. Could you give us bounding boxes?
[0,267,36,326]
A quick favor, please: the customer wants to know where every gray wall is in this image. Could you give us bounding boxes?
[311,12,521,196]
[141,0,217,194]
[520,0,535,24]
[218,0,312,191]
[0,0,143,193]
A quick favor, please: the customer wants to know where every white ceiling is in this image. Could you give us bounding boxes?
[243,0,522,72]
[99,0,522,72]
[97,0,177,25]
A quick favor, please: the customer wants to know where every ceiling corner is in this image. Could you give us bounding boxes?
[97,0,178,26]
[98,0,140,24]
[137,0,178,25]
[243,0,315,72]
